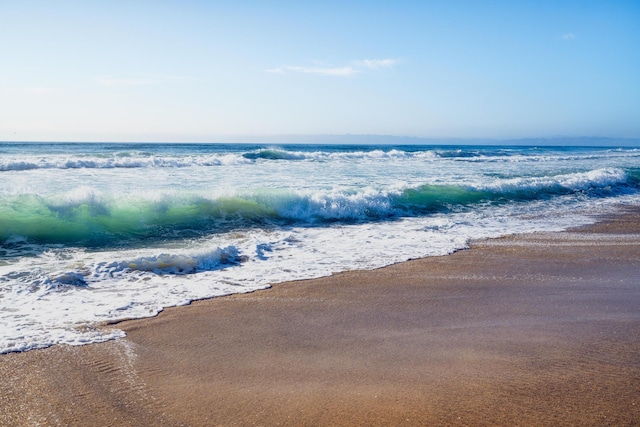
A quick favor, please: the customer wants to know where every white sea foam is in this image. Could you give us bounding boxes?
[1,195,631,354]
[1,143,639,353]
[477,168,628,193]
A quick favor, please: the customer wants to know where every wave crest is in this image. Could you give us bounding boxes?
[1,168,635,246]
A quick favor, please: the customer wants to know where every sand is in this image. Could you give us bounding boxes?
[1,210,639,426]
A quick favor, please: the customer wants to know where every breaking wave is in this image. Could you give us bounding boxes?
[2,168,636,246]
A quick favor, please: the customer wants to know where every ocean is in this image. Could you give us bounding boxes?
[1,142,639,353]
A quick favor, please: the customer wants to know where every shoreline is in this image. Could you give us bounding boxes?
[1,209,639,426]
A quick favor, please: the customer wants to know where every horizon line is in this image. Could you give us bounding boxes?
[1,135,639,146]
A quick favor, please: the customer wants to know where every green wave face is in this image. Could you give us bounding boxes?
[393,185,495,212]
[1,167,637,246]
[241,149,306,160]
[392,182,562,213]
[627,168,640,185]
[0,193,280,246]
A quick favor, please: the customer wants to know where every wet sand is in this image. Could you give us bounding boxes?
[1,210,639,426]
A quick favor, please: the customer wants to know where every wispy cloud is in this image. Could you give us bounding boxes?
[355,59,397,69]
[561,33,576,40]
[267,58,397,77]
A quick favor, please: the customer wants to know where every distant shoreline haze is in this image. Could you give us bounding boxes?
[2,135,639,147]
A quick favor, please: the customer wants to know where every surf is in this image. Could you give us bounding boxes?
[2,143,640,354]
[1,167,637,246]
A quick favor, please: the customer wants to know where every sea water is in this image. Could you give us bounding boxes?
[1,142,639,353]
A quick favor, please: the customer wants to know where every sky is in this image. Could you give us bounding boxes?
[1,1,639,142]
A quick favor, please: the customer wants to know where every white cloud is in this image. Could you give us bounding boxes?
[561,33,576,40]
[267,58,397,77]
[355,59,397,69]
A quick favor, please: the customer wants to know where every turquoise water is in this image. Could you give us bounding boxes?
[1,142,639,352]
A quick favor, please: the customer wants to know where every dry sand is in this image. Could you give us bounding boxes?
[1,210,639,426]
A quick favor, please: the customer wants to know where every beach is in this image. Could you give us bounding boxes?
[3,0,639,423]
[1,210,639,426]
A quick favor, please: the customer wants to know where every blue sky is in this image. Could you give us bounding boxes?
[1,1,639,142]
